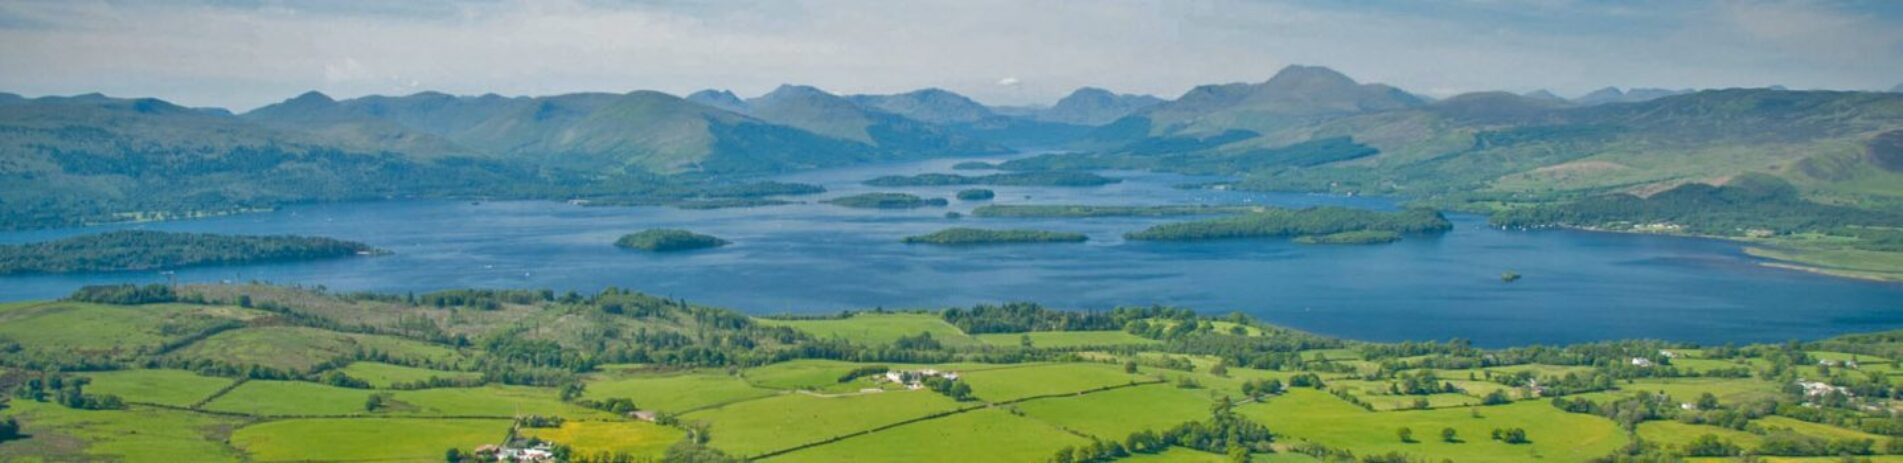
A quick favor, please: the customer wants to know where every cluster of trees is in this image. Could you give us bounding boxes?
[822,193,949,209]
[1489,427,1530,444]
[13,373,123,410]
[415,288,555,310]
[1125,207,1452,241]
[0,230,379,274]
[863,171,1118,187]
[1387,371,1458,396]
[901,228,1087,245]
[1491,174,1903,240]
[67,284,177,304]
[1048,398,1272,463]
[614,229,730,252]
[955,189,995,200]
[941,302,1124,334]
[919,376,974,401]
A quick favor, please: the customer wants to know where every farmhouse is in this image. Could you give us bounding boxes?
[1796,379,1851,398]
[476,442,556,462]
[879,368,962,390]
[1630,358,1654,368]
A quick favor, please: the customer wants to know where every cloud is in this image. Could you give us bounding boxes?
[0,0,1897,110]
[997,77,1020,87]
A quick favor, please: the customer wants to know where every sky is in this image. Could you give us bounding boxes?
[1,0,1900,111]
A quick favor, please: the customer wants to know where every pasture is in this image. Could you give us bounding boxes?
[520,420,684,458]
[337,361,480,388]
[757,313,980,346]
[1012,383,1215,438]
[1244,389,1628,463]
[766,408,1089,462]
[230,418,508,462]
[582,370,776,413]
[80,369,236,407]
[957,362,1146,402]
[685,389,963,457]
[976,330,1160,348]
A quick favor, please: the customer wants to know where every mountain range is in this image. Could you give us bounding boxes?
[5,65,1902,231]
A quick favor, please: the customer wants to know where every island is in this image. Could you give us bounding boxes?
[1125,207,1452,242]
[863,172,1119,187]
[0,230,381,275]
[823,193,950,209]
[614,229,730,252]
[1292,230,1402,245]
[950,161,998,170]
[902,228,1089,245]
[955,189,995,201]
[670,198,799,210]
[971,204,1258,218]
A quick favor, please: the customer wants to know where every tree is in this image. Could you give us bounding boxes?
[0,417,19,441]
[444,448,464,463]
[1441,427,1458,443]
[1125,361,1139,374]
[1696,392,1720,410]
[1397,427,1414,443]
[1209,360,1229,377]
[1227,443,1250,463]
[365,393,387,412]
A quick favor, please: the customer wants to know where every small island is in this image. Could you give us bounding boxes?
[972,204,1258,218]
[1125,207,1452,242]
[863,172,1119,187]
[614,229,730,252]
[956,189,995,201]
[902,228,1089,245]
[951,161,998,170]
[823,193,950,209]
[0,230,381,275]
[1292,230,1402,245]
[670,198,798,210]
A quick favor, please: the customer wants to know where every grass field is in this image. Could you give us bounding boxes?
[583,370,777,413]
[0,400,249,463]
[957,363,1146,402]
[202,380,376,416]
[1245,389,1627,463]
[80,369,237,407]
[231,418,509,462]
[337,362,480,388]
[169,326,465,372]
[767,408,1089,462]
[398,385,615,418]
[1754,416,1888,442]
[1618,377,1784,405]
[685,390,963,457]
[1636,420,1764,452]
[520,420,684,458]
[976,330,1160,348]
[0,302,258,353]
[742,359,880,391]
[757,313,980,347]
[1013,383,1215,438]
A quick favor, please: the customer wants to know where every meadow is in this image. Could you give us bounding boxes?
[5,284,1903,463]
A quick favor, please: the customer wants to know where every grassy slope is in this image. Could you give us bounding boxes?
[685,390,963,457]
[230,418,508,462]
[1246,389,1627,463]
[757,313,981,347]
[767,408,1090,463]
[80,369,238,407]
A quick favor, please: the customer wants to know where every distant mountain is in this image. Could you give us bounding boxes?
[1080,65,1424,147]
[243,91,474,157]
[686,89,749,113]
[846,88,996,124]
[745,85,1003,156]
[1573,87,1691,106]
[1035,87,1164,126]
[1521,90,1567,104]
[1891,83,1903,93]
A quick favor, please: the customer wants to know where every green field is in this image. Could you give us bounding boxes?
[957,362,1147,402]
[80,369,238,407]
[1013,383,1214,438]
[742,359,880,391]
[685,390,963,457]
[768,408,1090,462]
[0,400,248,462]
[521,420,685,458]
[169,326,465,373]
[758,313,980,346]
[202,380,377,416]
[1246,389,1628,463]
[1636,420,1765,452]
[976,330,1160,348]
[583,370,777,413]
[336,361,480,388]
[231,418,508,462]
[0,301,257,352]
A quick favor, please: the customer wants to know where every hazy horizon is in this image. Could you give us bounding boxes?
[3,0,1900,111]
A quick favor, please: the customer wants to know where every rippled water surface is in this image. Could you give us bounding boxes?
[4,156,1900,346]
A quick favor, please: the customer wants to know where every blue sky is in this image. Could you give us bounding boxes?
[1,0,1898,110]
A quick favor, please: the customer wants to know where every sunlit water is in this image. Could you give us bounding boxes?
[4,155,1900,346]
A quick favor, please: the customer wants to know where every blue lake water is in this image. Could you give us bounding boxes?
[3,156,1900,347]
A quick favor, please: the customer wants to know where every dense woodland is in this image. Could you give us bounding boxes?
[614,229,730,252]
[1125,207,1452,241]
[0,230,380,274]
